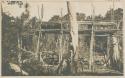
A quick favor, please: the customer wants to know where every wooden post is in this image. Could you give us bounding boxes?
[89,24,94,71]
[112,34,120,62]
[36,4,44,63]
[89,2,95,71]
[17,34,23,74]
[59,8,63,63]
[35,5,40,58]
[109,33,121,71]
[106,35,111,66]
[111,0,114,22]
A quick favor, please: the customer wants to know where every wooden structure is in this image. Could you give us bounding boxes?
[19,19,122,67]
[17,1,122,75]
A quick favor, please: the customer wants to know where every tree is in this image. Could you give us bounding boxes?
[95,14,104,21]
[76,13,86,21]
[104,8,123,21]
[2,13,22,68]
[49,15,60,22]
[86,16,92,21]
[49,13,86,22]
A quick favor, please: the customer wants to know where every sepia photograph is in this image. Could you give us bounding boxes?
[0,0,124,76]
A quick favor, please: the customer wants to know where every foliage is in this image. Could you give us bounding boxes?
[49,13,86,22]
[49,15,60,22]
[2,13,18,52]
[104,8,123,21]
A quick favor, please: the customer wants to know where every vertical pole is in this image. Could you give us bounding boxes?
[89,25,94,71]
[89,2,95,71]
[39,4,44,63]
[36,5,40,59]
[37,5,40,20]
[17,34,23,74]
[41,4,43,19]
[111,0,114,22]
[112,35,120,62]
[106,35,110,66]
[36,4,44,63]
[59,8,63,63]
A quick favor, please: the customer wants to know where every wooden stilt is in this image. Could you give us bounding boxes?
[106,35,111,66]
[89,2,95,72]
[17,34,23,74]
[89,24,94,71]
[59,8,63,63]
[36,4,44,63]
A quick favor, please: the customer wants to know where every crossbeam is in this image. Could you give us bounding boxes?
[42,21,117,25]
[28,33,122,37]
[28,29,121,36]
[31,29,120,32]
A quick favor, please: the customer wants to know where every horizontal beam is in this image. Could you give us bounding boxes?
[29,29,121,34]
[28,33,122,37]
[42,21,118,25]
[31,29,121,32]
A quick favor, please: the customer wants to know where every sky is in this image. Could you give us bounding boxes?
[2,0,123,21]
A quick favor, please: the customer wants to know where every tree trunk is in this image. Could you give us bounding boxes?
[67,1,79,74]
